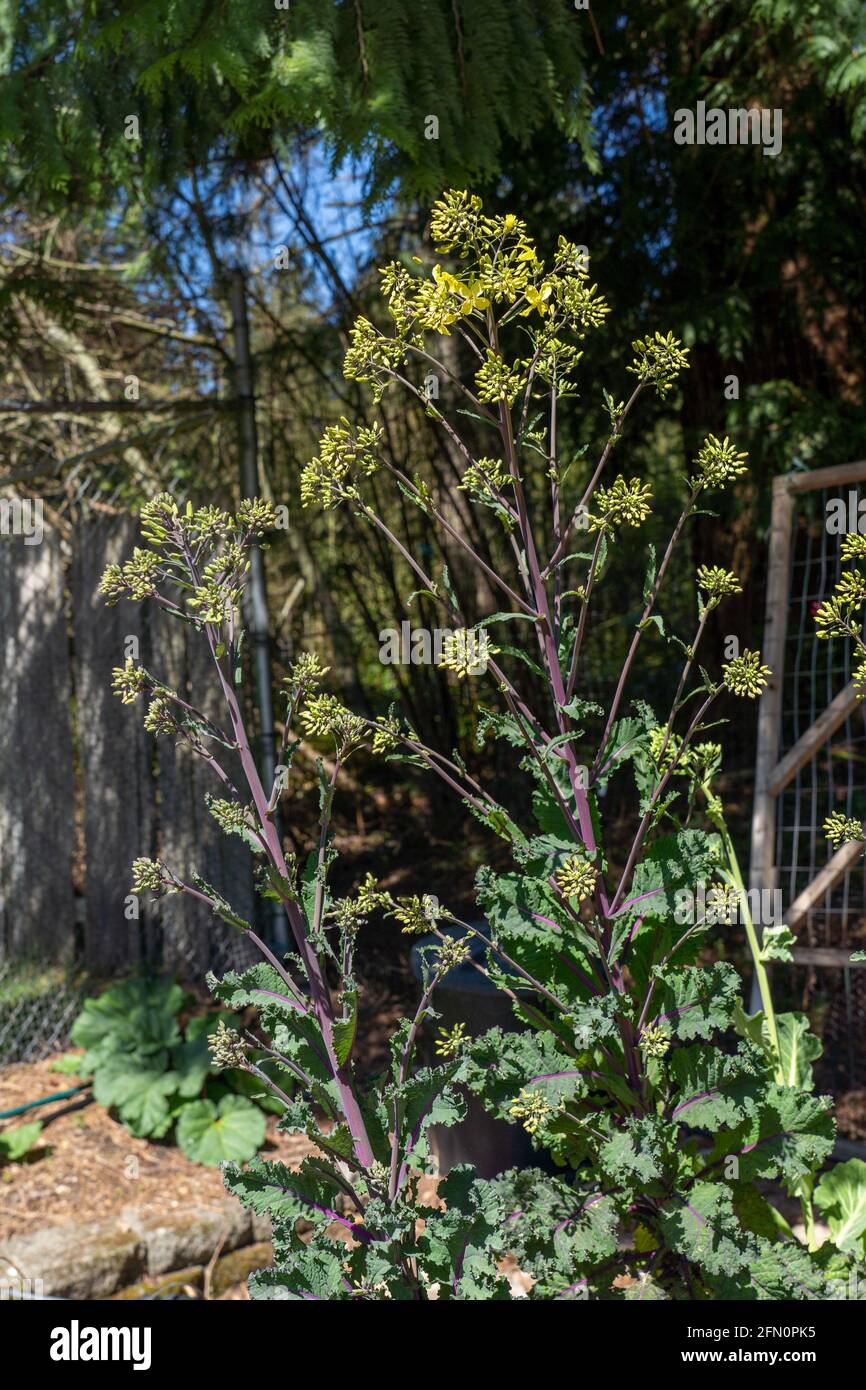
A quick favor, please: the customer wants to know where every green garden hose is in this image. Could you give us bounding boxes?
[0,1083,91,1120]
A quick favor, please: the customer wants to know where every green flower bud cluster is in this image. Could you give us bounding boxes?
[371,713,402,755]
[475,349,526,407]
[131,856,177,897]
[696,565,742,600]
[588,476,653,532]
[111,657,150,704]
[99,547,161,604]
[458,457,511,499]
[389,894,444,935]
[434,936,471,972]
[99,494,276,619]
[639,1023,672,1058]
[437,628,498,679]
[207,796,255,837]
[722,650,771,698]
[824,812,865,850]
[435,1022,468,1058]
[300,693,366,748]
[555,854,598,903]
[300,421,384,509]
[328,875,393,933]
[689,435,749,492]
[143,696,178,736]
[209,1020,248,1070]
[626,331,690,398]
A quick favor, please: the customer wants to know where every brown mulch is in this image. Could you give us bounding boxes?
[0,1052,315,1242]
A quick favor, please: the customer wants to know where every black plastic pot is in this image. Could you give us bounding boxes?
[410,925,541,1180]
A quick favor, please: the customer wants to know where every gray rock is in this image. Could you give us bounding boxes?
[0,1221,145,1299]
[0,1198,264,1298]
[120,1201,254,1275]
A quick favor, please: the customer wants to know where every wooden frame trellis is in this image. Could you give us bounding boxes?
[750,460,866,986]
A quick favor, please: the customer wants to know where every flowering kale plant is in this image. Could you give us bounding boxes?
[299,190,866,1298]
[102,493,594,1300]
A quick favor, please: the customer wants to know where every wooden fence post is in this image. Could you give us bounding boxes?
[0,516,76,961]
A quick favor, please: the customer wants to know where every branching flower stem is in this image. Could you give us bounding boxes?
[592,488,701,782]
[167,527,377,1170]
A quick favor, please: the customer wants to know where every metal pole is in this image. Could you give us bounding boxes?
[228,267,287,948]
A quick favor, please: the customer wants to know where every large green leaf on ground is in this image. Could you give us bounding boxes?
[91,1051,179,1138]
[176,1094,266,1167]
[71,977,185,1067]
[0,1120,43,1163]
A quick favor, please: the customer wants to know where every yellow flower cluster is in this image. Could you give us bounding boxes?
[509,1087,553,1135]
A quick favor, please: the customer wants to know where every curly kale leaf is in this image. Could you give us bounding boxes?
[650,961,740,1041]
[668,1041,767,1130]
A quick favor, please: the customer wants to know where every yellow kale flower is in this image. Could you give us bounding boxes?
[435,1022,469,1058]
[509,1088,553,1135]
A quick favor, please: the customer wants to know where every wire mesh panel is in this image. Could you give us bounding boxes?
[0,961,86,1067]
[755,465,866,1107]
[775,483,866,954]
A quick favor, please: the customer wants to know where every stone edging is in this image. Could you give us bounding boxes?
[0,1200,271,1299]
